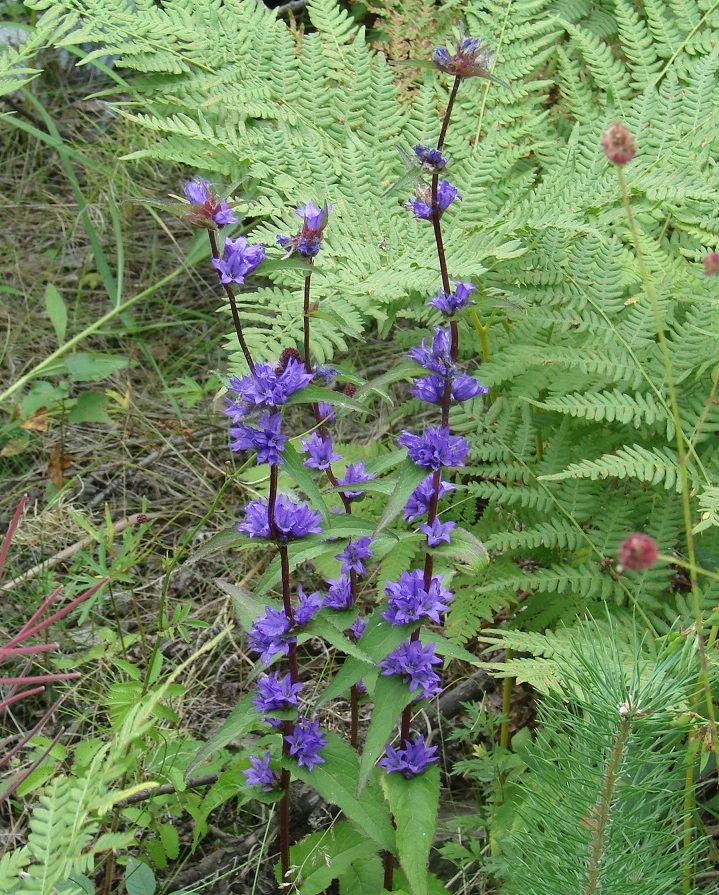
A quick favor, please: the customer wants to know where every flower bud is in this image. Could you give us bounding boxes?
[617,532,658,571]
[602,122,636,166]
[703,253,719,276]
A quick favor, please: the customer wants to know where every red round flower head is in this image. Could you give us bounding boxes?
[703,253,719,276]
[617,532,658,571]
[602,122,636,166]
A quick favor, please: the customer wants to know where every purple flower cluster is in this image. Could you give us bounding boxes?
[238,495,323,542]
[277,201,332,258]
[398,427,468,470]
[286,718,327,770]
[408,327,487,406]
[404,475,456,523]
[408,180,461,220]
[335,536,374,575]
[379,735,439,778]
[244,752,276,791]
[380,640,443,700]
[323,575,353,610]
[301,432,340,470]
[295,586,323,625]
[212,236,266,285]
[419,518,455,546]
[253,671,303,715]
[337,462,374,500]
[433,35,499,82]
[382,569,453,626]
[229,412,286,466]
[429,281,476,316]
[413,145,448,171]
[248,606,295,665]
[184,178,238,229]
[226,358,313,420]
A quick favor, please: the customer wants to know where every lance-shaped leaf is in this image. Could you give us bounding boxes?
[357,673,414,794]
[375,459,428,532]
[286,732,396,852]
[381,765,440,895]
[280,822,380,895]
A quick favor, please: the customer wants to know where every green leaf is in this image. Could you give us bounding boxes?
[125,857,156,895]
[339,854,384,895]
[283,442,330,520]
[429,526,489,574]
[318,655,378,705]
[215,578,280,630]
[63,352,129,383]
[374,460,427,533]
[44,283,67,344]
[283,822,379,894]
[159,822,180,860]
[421,631,483,666]
[381,766,440,895]
[306,615,377,663]
[67,390,112,424]
[287,732,395,852]
[286,384,367,413]
[187,528,245,563]
[186,694,258,775]
[358,674,414,794]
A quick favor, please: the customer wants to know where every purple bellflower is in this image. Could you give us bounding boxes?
[295,586,323,626]
[244,752,277,791]
[349,615,368,640]
[252,671,303,714]
[184,178,238,229]
[433,35,503,84]
[379,735,439,778]
[338,462,374,499]
[227,358,313,414]
[429,281,476,316]
[335,536,374,575]
[323,575,354,610]
[413,145,448,170]
[277,200,333,258]
[409,327,452,375]
[229,412,286,465]
[407,180,461,220]
[380,639,443,700]
[248,606,295,665]
[382,569,453,626]
[404,475,457,523]
[212,236,266,284]
[398,426,468,470]
[301,432,341,470]
[317,401,337,425]
[419,518,456,547]
[238,494,323,542]
[286,718,327,771]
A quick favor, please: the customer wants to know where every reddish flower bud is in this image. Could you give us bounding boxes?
[343,384,356,398]
[617,532,658,571]
[276,347,302,374]
[703,253,719,276]
[602,122,636,166]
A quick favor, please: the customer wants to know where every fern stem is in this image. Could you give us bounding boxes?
[499,649,514,750]
[616,166,719,767]
[302,267,313,374]
[583,712,631,895]
[682,752,695,892]
[208,229,255,373]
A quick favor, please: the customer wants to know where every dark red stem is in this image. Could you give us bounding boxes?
[208,230,255,373]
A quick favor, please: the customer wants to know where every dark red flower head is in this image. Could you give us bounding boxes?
[617,532,658,571]
[602,122,636,166]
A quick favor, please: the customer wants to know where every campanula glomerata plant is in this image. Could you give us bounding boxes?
[181,29,494,894]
